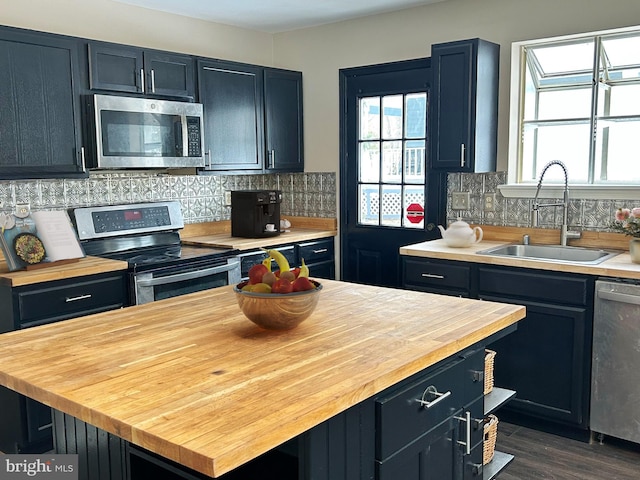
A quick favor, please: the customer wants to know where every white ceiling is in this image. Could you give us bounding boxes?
[112,0,448,33]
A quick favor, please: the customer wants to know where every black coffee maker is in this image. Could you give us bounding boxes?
[231,190,282,238]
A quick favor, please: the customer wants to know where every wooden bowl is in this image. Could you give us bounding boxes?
[233,280,322,330]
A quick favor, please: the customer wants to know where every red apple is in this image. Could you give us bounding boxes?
[272,278,293,294]
[248,263,269,285]
[292,276,315,292]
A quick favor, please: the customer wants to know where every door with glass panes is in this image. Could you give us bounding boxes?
[340,59,445,287]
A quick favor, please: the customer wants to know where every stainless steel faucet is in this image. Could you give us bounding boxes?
[531,160,581,246]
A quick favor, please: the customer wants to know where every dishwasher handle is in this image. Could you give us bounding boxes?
[597,288,640,306]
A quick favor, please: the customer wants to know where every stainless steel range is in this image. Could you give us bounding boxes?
[71,201,240,305]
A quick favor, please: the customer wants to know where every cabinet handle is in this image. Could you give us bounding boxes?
[312,248,328,254]
[454,410,472,455]
[205,149,212,169]
[421,273,445,279]
[150,69,156,93]
[268,149,275,169]
[460,144,466,167]
[80,147,86,172]
[65,294,92,303]
[416,385,451,409]
[140,68,145,93]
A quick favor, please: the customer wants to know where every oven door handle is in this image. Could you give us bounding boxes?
[136,261,240,287]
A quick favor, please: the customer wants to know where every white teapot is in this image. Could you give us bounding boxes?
[437,219,483,248]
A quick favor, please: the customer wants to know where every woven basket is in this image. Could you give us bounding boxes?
[483,414,499,465]
[484,349,497,395]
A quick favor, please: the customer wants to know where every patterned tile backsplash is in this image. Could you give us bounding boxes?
[446,171,634,232]
[1,170,631,232]
[0,172,337,223]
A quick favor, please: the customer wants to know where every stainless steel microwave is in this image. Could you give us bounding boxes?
[87,94,205,169]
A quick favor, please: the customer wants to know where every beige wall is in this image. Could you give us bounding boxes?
[3,0,640,174]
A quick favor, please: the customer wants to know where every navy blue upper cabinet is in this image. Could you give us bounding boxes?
[197,60,264,172]
[264,68,304,173]
[0,27,86,179]
[88,42,195,99]
[430,39,499,172]
[197,62,304,174]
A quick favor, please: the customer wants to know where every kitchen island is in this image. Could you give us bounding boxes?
[0,279,524,479]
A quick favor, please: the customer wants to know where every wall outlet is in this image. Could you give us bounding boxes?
[224,191,232,206]
[452,192,470,210]
[484,193,496,211]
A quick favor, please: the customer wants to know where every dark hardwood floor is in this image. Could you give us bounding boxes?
[496,422,640,480]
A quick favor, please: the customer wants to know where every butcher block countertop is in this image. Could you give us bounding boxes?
[0,280,524,478]
[182,228,336,250]
[181,217,337,251]
[400,239,640,280]
[0,256,128,287]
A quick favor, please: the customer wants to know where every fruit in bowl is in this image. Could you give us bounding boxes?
[233,249,322,330]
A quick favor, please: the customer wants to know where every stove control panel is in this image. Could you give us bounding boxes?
[72,201,184,240]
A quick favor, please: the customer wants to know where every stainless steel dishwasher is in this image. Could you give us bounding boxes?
[590,279,640,444]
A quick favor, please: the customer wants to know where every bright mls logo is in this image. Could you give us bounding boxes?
[1,455,78,479]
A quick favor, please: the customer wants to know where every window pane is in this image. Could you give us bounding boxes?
[405,93,426,138]
[522,124,591,182]
[537,88,592,119]
[403,186,425,229]
[380,185,402,227]
[404,140,425,184]
[359,184,379,225]
[382,95,403,139]
[359,97,380,140]
[595,119,640,182]
[381,141,402,183]
[359,142,380,182]
[601,35,640,71]
[607,84,640,116]
[530,41,595,76]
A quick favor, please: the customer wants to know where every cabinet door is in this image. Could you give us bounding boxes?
[88,42,144,93]
[484,296,590,427]
[264,69,304,172]
[144,51,195,99]
[0,29,85,179]
[430,39,498,173]
[377,417,460,480]
[198,60,263,171]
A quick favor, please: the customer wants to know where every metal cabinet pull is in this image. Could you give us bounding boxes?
[421,273,445,279]
[312,248,328,254]
[205,149,212,169]
[268,150,275,169]
[416,385,451,409]
[454,411,472,454]
[65,294,92,303]
[150,69,156,93]
[80,147,86,172]
[460,144,466,167]
[140,68,145,93]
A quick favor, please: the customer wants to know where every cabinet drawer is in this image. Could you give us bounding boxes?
[403,258,472,292]
[16,274,126,327]
[376,357,465,460]
[298,238,334,264]
[478,266,590,306]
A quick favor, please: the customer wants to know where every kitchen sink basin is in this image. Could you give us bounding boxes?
[476,243,620,265]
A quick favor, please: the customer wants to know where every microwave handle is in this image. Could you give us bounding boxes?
[135,261,240,287]
[181,115,189,157]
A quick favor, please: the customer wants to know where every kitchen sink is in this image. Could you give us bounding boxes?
[476,243,620,265]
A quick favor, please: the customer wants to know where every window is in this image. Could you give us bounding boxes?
[357,93,427,229]
[509,25,640,187]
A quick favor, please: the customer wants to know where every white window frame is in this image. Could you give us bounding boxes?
[500,25,640,201]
